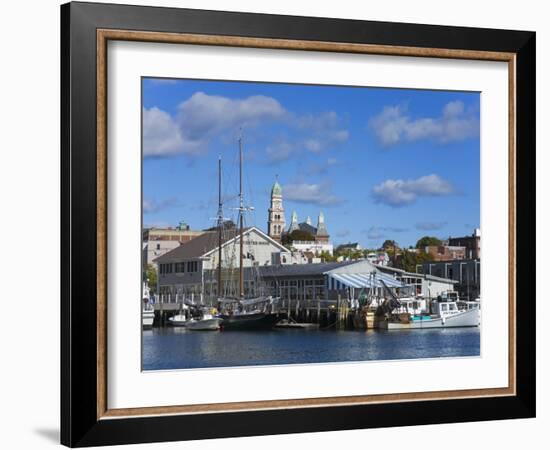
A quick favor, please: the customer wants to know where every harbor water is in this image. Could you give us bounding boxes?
[142,327,480,370]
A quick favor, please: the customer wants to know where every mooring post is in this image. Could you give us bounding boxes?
[160,294,164,327]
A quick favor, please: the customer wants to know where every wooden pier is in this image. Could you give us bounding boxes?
[148,294,381,329]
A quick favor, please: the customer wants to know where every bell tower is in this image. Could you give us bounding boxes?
[267,177,286,242]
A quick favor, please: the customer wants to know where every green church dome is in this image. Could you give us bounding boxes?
[271,180,282,196]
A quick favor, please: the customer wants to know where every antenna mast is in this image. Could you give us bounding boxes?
[237,132,254,299]
[217,156,223,301]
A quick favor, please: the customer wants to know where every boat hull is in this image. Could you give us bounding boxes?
[383,309,480,330]
[186,318,223,331]
[168,314,189,327]
[142,311,155,329]
[220,312,284,331]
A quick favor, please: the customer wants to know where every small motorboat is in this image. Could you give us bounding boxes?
[185,313,223,331]
[168,303,190,327]
[168,314,189,326]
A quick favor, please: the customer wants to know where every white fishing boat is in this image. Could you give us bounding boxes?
[381,291,480,330]
[185,312,223,331]
[168,301,190,326]
[142,282,155,329]
[168,314,189,326]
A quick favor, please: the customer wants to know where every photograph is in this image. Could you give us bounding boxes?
[141,78,482,370]
[57,1,536,446]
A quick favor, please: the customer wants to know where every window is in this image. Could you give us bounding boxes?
[186,261,198,272]
[441,304,448,311]
[175,262,185,273]
[156,243,161,250]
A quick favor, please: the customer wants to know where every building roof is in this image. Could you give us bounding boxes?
[298,222,317,235]
[258,260,357,278]
[328,272,405,289]
[154,226,288,263]
[379,265,458,284]
[154,230,226,262]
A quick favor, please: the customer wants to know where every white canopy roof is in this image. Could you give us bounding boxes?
[327,272,405,290]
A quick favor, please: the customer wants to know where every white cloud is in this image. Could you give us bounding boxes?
[143,92,285,157]
[306,158,340,175]
[143,107,187,157]
[364,226,408,239]
[369,101,479,147]
[265,141,295,163]
[284,182,343,206]
[142,197,177,214]
[336,229,351,238]
[296,111,349,153]
[143,92,349,160]
[365,227,385,240]
[265,111,349,162]
[178,92,285,141]
[372,174,454,207]
[415,221,448,231]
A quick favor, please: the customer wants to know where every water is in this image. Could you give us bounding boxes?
[142,327,480,370]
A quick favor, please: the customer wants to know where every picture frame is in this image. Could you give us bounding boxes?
[60,1,535,447]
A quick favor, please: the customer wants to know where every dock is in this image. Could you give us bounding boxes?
[148,293,380,329]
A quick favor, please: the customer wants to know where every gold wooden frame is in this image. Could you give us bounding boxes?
[96,29,516,420]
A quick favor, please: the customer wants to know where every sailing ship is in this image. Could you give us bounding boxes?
[215,136,284,330]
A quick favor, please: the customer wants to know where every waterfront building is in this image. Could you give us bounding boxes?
[286,210,331,244]
[378,265,458,298]
[155,226,289,298]
[448,228,481,259]
[290,240,334,256]
[419,258,480,300]
[142,221,205,269]
[257,259,408,304]
[422,244,467,261]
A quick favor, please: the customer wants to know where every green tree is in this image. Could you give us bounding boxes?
[145,264,158,293]
[415,236,442,249]
[333,247,364,260]
[281,229,315,246]
[396,250,431,273]
[319,250,337,262]
[382,239,398,250]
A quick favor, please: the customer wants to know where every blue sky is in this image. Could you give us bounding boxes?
[142,78,480,248]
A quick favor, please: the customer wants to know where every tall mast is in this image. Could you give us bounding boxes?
[239,136,244,299]
[236,132,254,300]
[217,156,223,299]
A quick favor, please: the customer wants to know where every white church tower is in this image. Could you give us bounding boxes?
[267,177,286,242]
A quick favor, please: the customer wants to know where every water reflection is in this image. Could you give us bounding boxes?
[142,327,480,371]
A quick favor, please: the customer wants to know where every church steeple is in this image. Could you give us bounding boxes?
[267,176,285,242]
[288,211,299,233]
[316,211,329,243]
